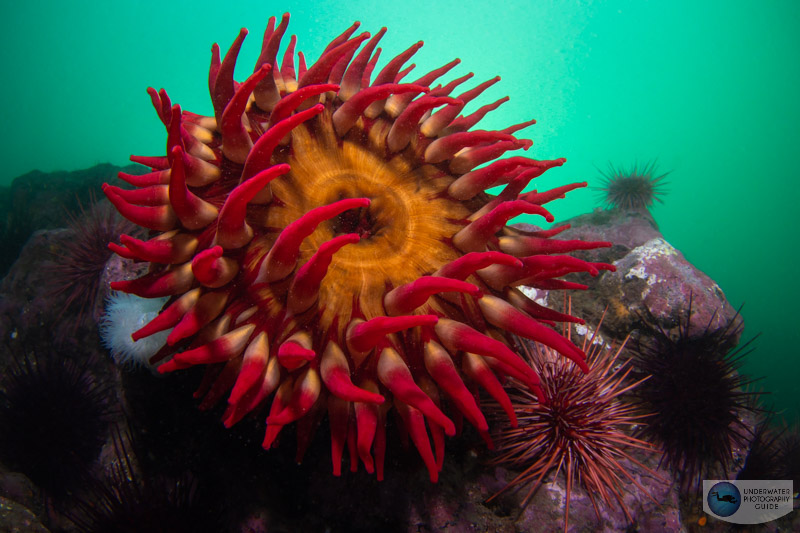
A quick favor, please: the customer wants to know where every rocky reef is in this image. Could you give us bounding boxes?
[0,167,794,533]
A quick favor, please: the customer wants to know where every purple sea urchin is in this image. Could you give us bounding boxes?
[65,427,225,533]
[47,199,134,329]
[0,344,113,497]
[630,299,757,491]
[737,415,784,481]
[776,426,800,501]
[596,160,668,210]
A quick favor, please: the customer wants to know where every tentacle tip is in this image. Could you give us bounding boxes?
[166,334,180,346]
[157,362,176,374]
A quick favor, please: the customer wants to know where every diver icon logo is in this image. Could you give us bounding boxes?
[707,481,741,517]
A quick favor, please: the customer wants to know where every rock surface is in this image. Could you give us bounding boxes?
[0,495,49,533]
[0,163,145,277]
[515,207,741,342]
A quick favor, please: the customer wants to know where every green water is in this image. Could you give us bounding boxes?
[2,0,798,422]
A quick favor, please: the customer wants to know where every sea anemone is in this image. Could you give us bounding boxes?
[487,319,659,531]
[47,199,134,329]
[99,292,171,368]
[596,160,668,210]
[103,13,614,481]
[630,299,757,491]
[0,344,113,497]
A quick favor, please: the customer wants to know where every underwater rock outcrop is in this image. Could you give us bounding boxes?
[0,170,763,532]
[0,163,146,277]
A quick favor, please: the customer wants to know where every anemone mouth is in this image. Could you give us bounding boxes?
[103,13,617,482]
[330,204,376,239]
[264,116,470,330]
[277,130,467,254]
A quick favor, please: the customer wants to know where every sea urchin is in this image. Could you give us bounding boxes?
[103,13,614,482]
[488,321,659,531]
[65,426,224,533]
[630,300,757,491]
[596,160,668,210]
[0,345,113,497]
[47,199,134,330]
